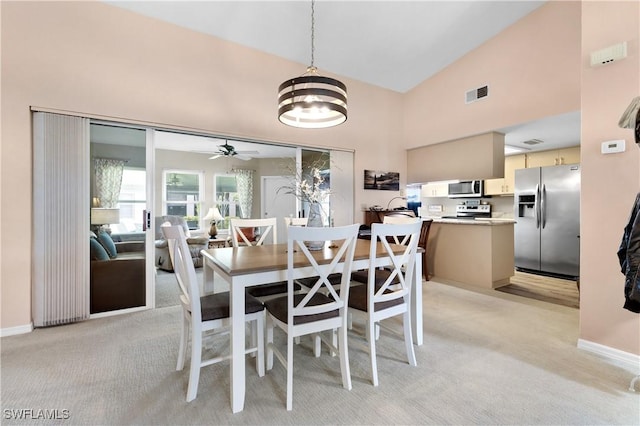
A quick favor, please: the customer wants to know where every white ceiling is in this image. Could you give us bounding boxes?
[90,124,297,159]
[106,0,546,93]
[99,0,580,155]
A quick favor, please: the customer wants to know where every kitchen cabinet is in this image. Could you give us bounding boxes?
[526,146,580,168]
[484,154,526,195]
[408,132,505,182]
[421,181,449,197]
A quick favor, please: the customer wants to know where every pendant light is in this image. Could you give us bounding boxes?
[278,0,347,129]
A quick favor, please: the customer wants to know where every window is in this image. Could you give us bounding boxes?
[164,170,203,230]
[214,174,240,228]
[114,168,146,233]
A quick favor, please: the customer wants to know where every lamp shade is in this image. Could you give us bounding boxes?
[90,208,120,225]
[203,207,224,222]
[278,72,347,129]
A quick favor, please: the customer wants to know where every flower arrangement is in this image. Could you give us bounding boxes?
[277,158,331,204]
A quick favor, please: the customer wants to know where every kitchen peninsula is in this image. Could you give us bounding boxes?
[427,218,515,289]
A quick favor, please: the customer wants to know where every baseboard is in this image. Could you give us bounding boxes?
[89,305,148,320]
[1,323,34,337]
[578,338,640,373]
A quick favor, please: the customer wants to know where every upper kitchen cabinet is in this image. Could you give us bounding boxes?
[526,146,580,168]
[484,154,526,195]
[407,132,505,183]
[421,181,450,197]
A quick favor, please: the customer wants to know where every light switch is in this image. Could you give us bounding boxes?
[601,139,625,154]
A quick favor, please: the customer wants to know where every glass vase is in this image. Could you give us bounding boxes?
[305,202,325,250]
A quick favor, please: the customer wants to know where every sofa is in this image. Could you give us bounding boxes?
[90,231,145,314]
[154,215,209,271]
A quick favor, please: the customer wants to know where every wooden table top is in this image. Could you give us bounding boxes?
[202,239,409,276]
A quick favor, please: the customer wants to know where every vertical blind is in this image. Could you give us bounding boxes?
[32,112,90,327]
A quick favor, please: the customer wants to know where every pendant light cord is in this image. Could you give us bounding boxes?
[310,0,315,69]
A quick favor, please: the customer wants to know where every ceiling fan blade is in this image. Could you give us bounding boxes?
[236,150,260,155]
[235,154,252,161]
[209,154,222,160]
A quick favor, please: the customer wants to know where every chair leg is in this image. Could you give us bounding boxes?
[331,329,338,357]
[424,251,430,281]
[366,320,379,387]
[313,333,321,357]
[176,312,189,371]
[186,328,202,402]
[250,320,257,358]
[403,310,417,367]
[255,315,265,377]
[338,326,352,390]
[266,315,274,371]
[286,333,294,411]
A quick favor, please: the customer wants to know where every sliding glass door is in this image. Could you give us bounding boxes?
[89,123,152,314]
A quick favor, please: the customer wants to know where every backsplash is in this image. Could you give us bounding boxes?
[420,196,515,218]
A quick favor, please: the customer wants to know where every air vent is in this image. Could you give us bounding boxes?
[465,85,489,104]
[523,139,544,146]
[590,42,627,67]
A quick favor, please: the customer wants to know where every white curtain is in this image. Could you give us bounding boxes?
[233,169,254,218]
[33,112,90,327]
[93,158,126,207]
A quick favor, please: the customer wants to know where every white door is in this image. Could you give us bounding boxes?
[262,176,296,244]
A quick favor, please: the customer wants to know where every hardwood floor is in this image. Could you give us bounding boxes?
[496,270,580,309]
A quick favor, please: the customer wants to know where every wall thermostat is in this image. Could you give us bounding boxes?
[601,139,625,154]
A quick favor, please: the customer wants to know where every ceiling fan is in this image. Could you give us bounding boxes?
[209,141,259,161]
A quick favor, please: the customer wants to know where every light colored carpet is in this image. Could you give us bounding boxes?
[155,269,184,308]
[1,280,638,425]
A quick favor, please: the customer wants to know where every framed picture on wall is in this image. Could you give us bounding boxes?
[364,170,400,190]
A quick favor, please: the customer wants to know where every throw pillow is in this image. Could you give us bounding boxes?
[90,237,110,261]
[97,231,118,259]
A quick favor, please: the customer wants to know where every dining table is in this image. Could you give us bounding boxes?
[201,238,423,413]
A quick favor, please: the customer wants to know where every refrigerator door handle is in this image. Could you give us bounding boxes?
[535,184,540,229]
[541,184,547,229]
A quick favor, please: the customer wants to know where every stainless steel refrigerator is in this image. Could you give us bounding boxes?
[514,164,580,278]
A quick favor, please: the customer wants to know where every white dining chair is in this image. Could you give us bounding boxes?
[264,223,360,410]
[347,221,421,386]
[230,217,277,247]
[161,224,265,402]
[283,216,308,227]
[230,217,302,300]
[382,215,420,245]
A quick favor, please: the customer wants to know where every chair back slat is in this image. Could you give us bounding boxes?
[369,221,421,307]
[161,225,202,322]
[383,215,419,245]
[287,224,359,321]
[283,217,308,227]
[230,217,278,247]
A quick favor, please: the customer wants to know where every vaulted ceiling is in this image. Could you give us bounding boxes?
[103,1,579,154]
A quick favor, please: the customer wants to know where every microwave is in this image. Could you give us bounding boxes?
[448,180,483,198]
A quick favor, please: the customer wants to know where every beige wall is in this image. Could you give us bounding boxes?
[2,1,639,359]
[580,1,640,355]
